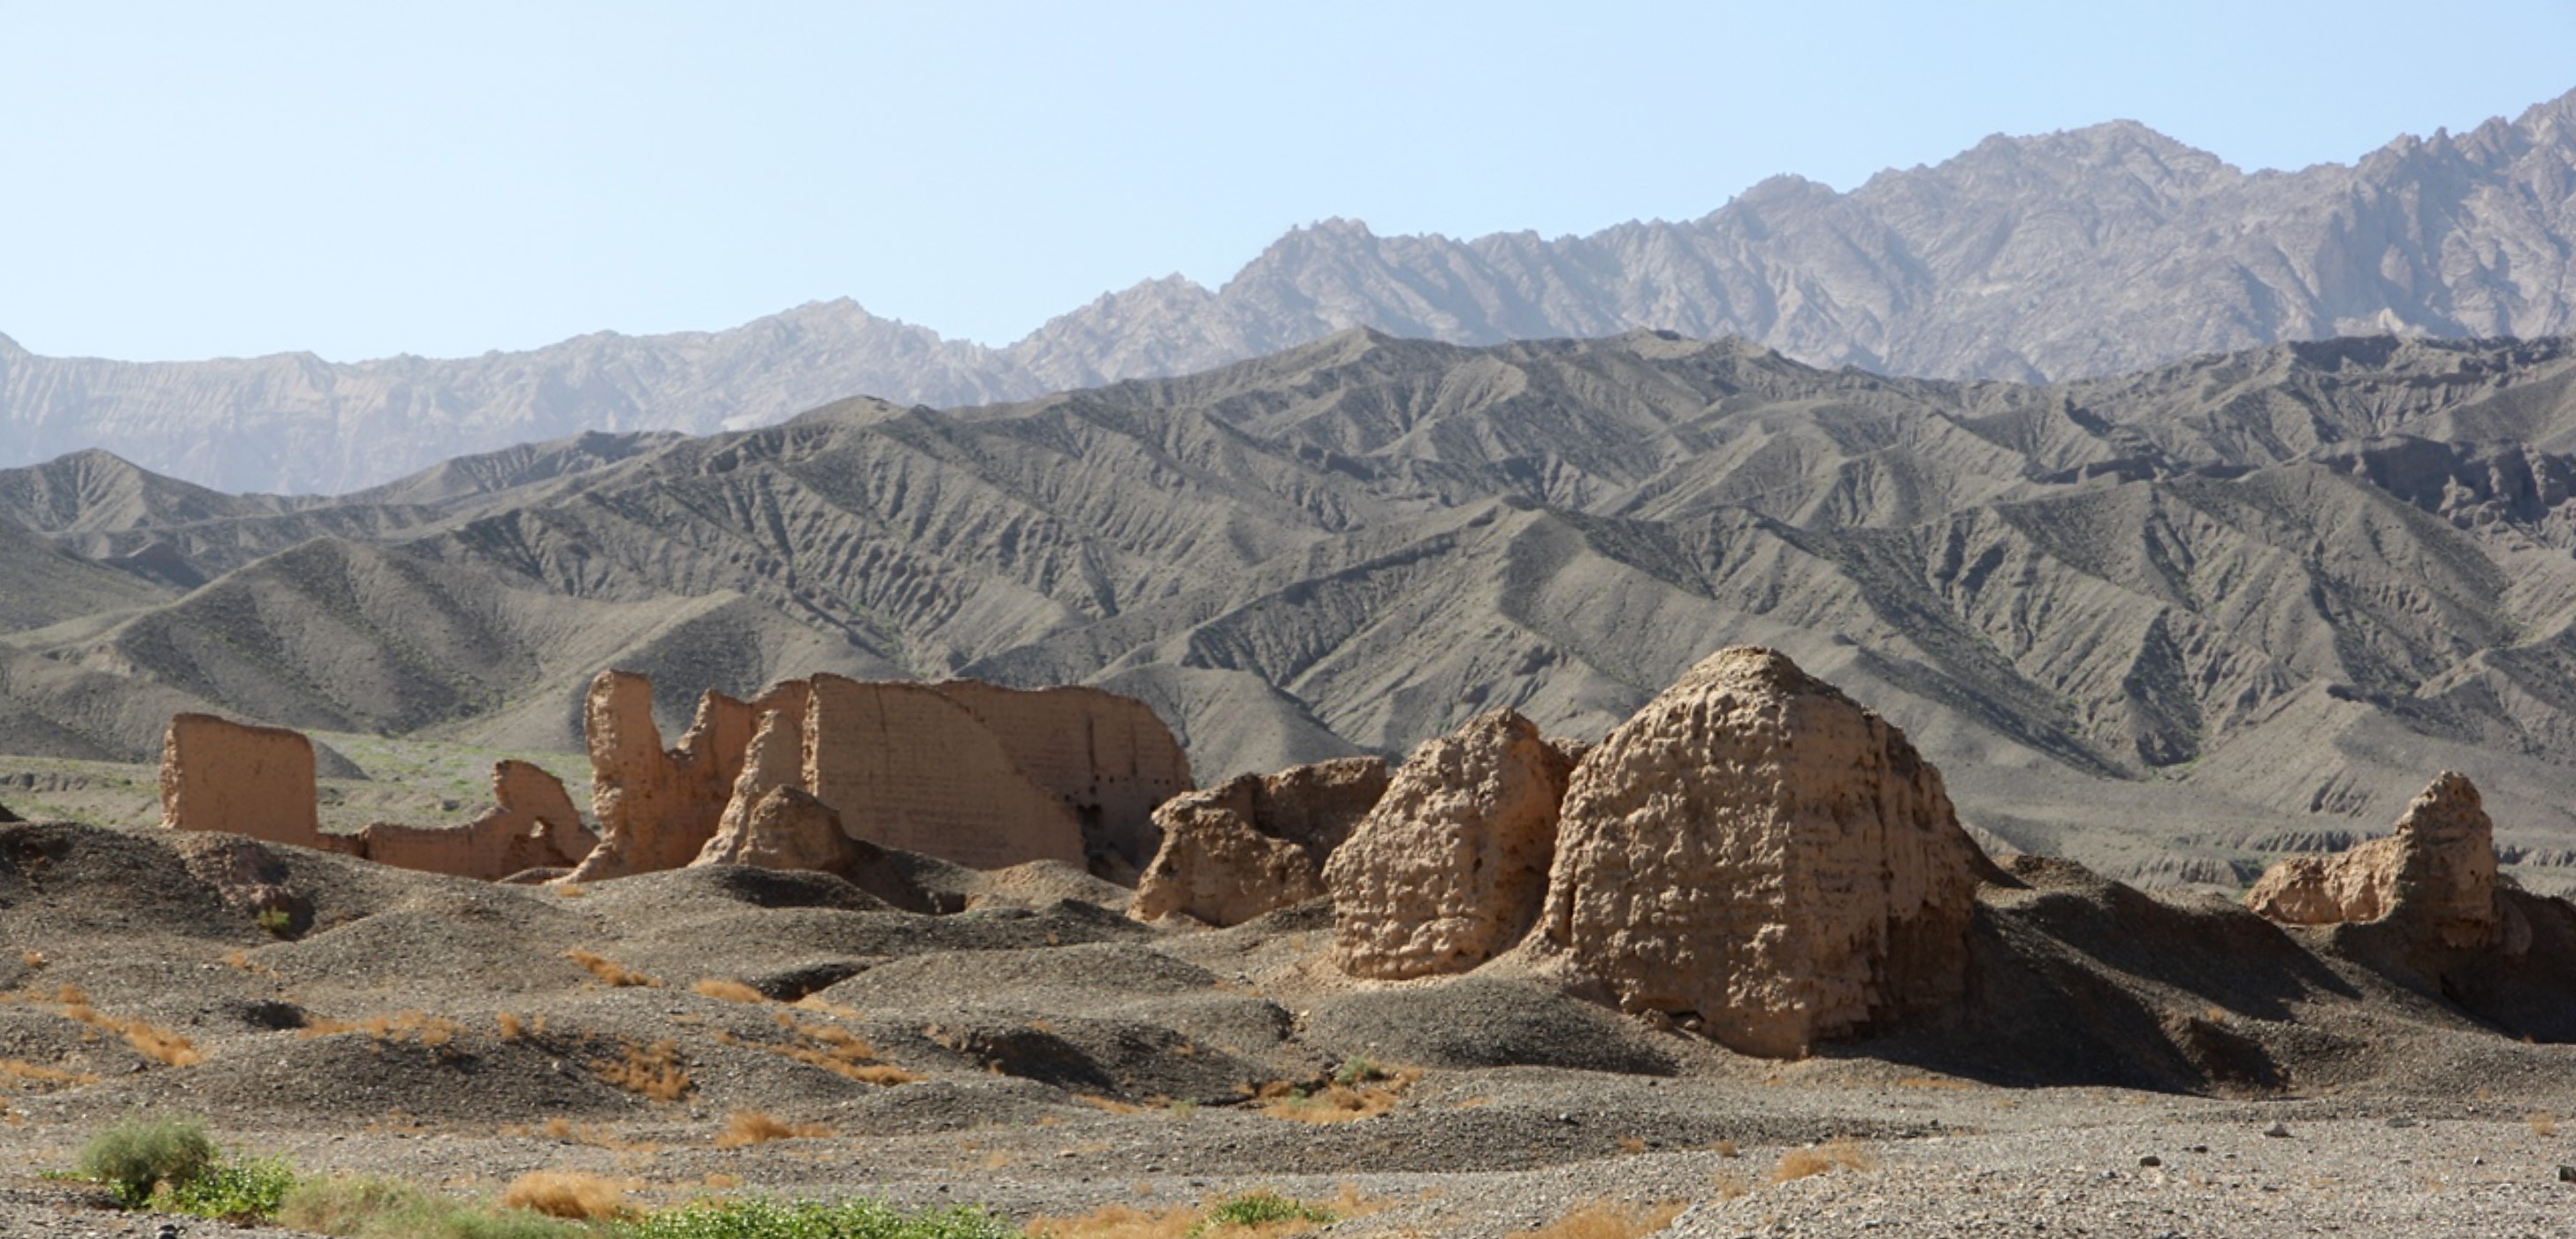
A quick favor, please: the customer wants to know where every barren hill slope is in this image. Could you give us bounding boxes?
[4,90,2573,493]
[11,330,2576,887]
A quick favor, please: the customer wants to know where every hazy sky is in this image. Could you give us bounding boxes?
[3,1,2571,363]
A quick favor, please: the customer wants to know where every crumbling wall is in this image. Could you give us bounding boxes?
[157,713,321,847]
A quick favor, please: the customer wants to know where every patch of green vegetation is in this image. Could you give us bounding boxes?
[620,1197,1018,1239]
[281,1174,583,1238]
[1192,1191,1336,1234]
[1330,1057,1387,1087]
[157,1152,297,1221]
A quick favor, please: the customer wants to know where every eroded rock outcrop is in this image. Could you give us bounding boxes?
[803,675,1086,869]
[1535,646,1991,1058]
[1132,756,1388,926]
[2245,772,2502,950]
[339,761,595,881]
[1327,711,1573,978]
[157,714,321,847]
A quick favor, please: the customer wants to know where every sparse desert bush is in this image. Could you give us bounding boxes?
[714,1109,829,1147]
[565,949,657,988]
[2532,1110,2559,1137]
[19,950,43,968]
[1770,1136,1872,1183]
[619,1197,1018,1238]
[76,1114,218,1207]
[501,1169,635,1220]
[690,978,767,1004]
[495,1011,542,1041]
[593,1039,692,1101]
[1509,1200,1686,1238]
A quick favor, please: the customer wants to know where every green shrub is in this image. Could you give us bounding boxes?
[1194,1190,1335,1233]
[76,1115,217,1208]
[157,1151,296,1220]
[615,1197,1017,1239]
[1330,1057,1387,1087]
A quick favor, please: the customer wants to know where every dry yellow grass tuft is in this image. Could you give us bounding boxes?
[1023,1203,1202,1238]
[690,978,767,1004]
[593,1039,692,1102]
[33,986,203,1067]
[714,1109,830,1147]
[501,1170,636,1220]
[717,1016,920,1087]
[1509,1201,1686,1239]
[1711,1170,1751,1200]
[0,1059,99,1090]
[1771,1136,1873,1183]
[1253,1071,1418,1123]
[552,883,587,899]
[494,1012,545,1041]
[565,949,657,988]
[19,951,44,969]
[1712,1138,1740,1159]
[2531,1111,2559,1137]
[1615,1136,1647,1155]
[1077,1095,1150,1115]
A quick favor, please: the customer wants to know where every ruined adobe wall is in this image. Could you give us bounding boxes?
[565,671,756,883]
[927,680,1194,869]
[802,674,1086,869]
[344,761,593,881]
[157,713,321,847]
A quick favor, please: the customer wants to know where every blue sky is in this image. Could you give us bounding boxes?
[2,1,2571,363]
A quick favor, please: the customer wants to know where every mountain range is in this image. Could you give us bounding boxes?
[4,89,2572,494]
[11,327,2576,891]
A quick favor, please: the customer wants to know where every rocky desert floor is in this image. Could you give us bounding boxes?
[6,815,2576,1238]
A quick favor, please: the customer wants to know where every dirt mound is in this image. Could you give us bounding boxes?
[1303,977,1680,1075]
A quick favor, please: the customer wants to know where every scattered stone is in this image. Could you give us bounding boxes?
[2386,1116,2417,1128]
[157,713,321,846]
[1133,756,1387,927]
[2264,1122,2291,1138]
[2138,1155,2160,1167]
[2557,1164,2575,1183]
[1327,709,1573,979]
[1535,646,1993,1057]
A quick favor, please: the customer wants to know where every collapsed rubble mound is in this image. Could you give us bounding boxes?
[1326,710,1572,979]
[2245,771,2501,949]
[1534,646,1991,1058]
[1131,756,1387,927]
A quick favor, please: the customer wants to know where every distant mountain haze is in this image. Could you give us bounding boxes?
[13,328,2576,894]
[3,88,2572,493]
